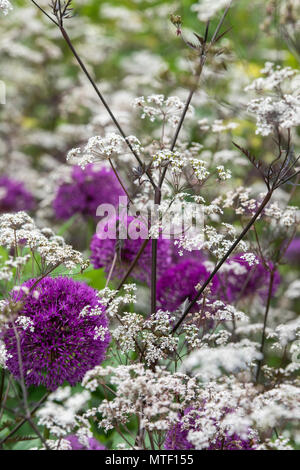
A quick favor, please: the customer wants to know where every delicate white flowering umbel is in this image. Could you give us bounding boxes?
[247,95,300,136]
[0,0,13,16]
[67,133,142,168]
[133,94,193,128]
[191,0,231,21]
[0,212,89,271]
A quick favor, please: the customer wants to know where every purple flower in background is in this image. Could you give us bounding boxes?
[66,435,106,450]
[164,409,256,450]
[90,215,172,284]
[218,254,280,303]
[284,238,300,265]
[157,258,219,312]
[0,175,35,213]
[3,277,110,391]
[53,164,124,220]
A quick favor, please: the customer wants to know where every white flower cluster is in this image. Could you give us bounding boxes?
[190,158,210,182]
[133,94,193,128]
[0,212,89,271]
[0,340,11,368]
[15,315,35,332]
[0,0,13,16]
[37,386,91,438]
[82,364,198,432]
[248,95,300,136]
[181,339,262,380]
[67,133,142,168]
[246,63,300,136]
[97,284,137,317]
[245,62,298,92]
[264,202,299,227]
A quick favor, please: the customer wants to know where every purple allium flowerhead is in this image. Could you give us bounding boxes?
[53,164,125,220]
[0,175,35,214]
[3,277,110,391]
[218,254,280,303]
[90,214,172,284]
[284,238,300,266]
[164,408,256,450]
[156,258,219,312]
[66,435,106,450]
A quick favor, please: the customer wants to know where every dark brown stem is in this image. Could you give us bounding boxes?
[172,190,274,333]
[58,25,156,189]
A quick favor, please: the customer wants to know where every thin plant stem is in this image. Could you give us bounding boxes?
[172,190,274,333]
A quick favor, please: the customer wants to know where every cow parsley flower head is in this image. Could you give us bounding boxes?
[53,164,124,220]
[3,277,110,390]
[157,259,219,312]
[0,176,35,214]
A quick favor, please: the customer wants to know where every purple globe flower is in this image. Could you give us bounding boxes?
[284,238,300,266]
[165,409,256,450]
[218,254,280,303]
[3,277,110,390]
[66,435,106,450]
[0,175,35,213]
[157,259,219,312]
[90,215,172,284]
[53,164,124,220]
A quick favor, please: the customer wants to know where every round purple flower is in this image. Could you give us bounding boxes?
[90,215,172,284]
[66,435,106,450]
[53,164,124,220]
[157,259,219,312]
[284,238,300,266]
[164,409,256,450]
[0,175,35,213]
[218,254,280,303]
[3,277,110,390]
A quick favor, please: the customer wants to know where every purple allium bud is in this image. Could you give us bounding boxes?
[90,215,172,284]
[164,408,256,450]
[53,164,125,220]
[0,175,35,214]
[157,259,219,312]
[3,277,110,390]
[66,435,106,450]
[218,254,280,303]
[284,238,300,266]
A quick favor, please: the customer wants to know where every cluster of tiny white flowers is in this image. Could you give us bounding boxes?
[191,0,231,22]
[181,339,262,380]
[216,165,232,181]
[152,149,186,175]
[0,340,12,368]
[248,95,300,136]
[82,364,198,432]
[245,62,297,92]
[190,158,210,182]
[97,284,137,317]
[37,386,91,438]
[15,315,34,332]
[0,212,89,271]
[0,0,13,16]
[67,133,142,168]
[112,310,178,364]
[133,94,193,127]
[264,202,299,227]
